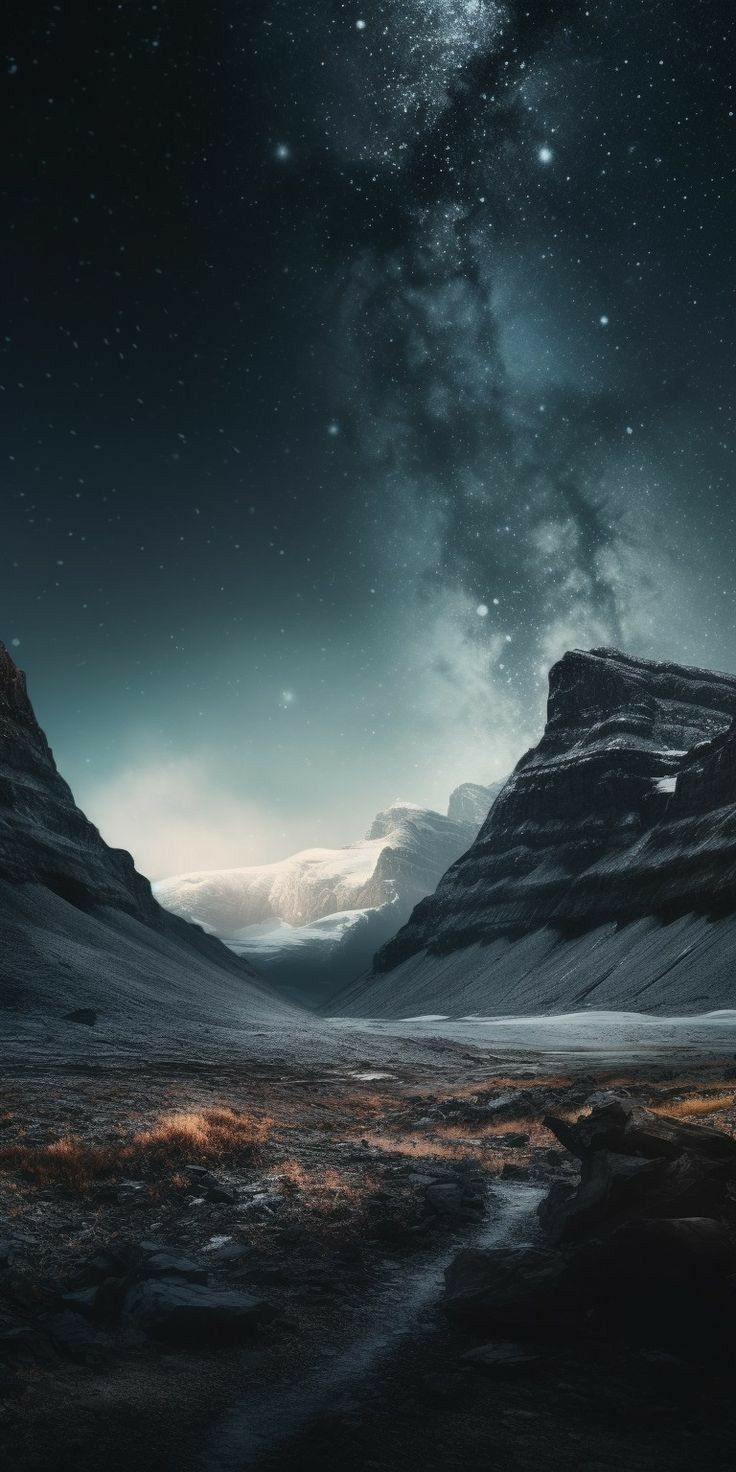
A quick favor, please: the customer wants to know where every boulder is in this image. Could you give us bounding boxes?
[124,1280,273,1345]
[69,1247,132,1287]
[135,1250,208,1285]
[545,1097,736,1164]
[443,1245,571,1334]
[182,1165,237,1204]
[43,1312,110,1365]
[578,1216,736,1354]
[61,1278,127,1322]
[540,1145,735,1242]
[425,1182,483,1220]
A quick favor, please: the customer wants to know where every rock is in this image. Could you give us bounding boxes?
[63,1008,98,1026]
[207,1242,249,1266]
[443,1246,571,1334]
[540,1144,735,1242]
[61,1279,127,1323]
[69,1248,132,1287]
[460,1342,542,1373]
[425,1180,484,1220]
[0,1318,36,1356]
[136,1250,208,1285]
[124,1280,273,1345]
[579,1216,736,1352]
[206,1184,237,1205]
[182,1166,236,1204]
[539,1150,665,1241]
[484,1091,528,1118]
[239,1191,282,1216]
[117,1180,148,1205]
[43,1312,110,1365]
[353,649,736,1018]
[0,1240,15,1269]
[502,1132,530,1148]
[425,1183,463,1213]
[501,1162,531,1180]
[545,1097,736,1164]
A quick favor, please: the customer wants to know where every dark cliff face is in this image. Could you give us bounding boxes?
[0,643,289,1041]
[373,648,736,973]
[0,641,159,917]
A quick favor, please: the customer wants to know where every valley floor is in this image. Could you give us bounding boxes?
[2,1028,736,1471]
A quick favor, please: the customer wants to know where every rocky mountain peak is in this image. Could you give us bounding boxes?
[366,802,425,841]
[447,782,503,829]
[345,646,736,1014]
[0,641,54,768]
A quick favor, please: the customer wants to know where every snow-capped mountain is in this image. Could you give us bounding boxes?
[155,790,498,1004]
[337,648,736,1018]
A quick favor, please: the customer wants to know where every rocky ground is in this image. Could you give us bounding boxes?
[2,1051,736,1471]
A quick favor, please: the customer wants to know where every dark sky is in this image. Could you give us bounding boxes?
[3,1,735,877]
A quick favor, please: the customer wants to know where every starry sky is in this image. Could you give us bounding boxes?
[3,1,735,878]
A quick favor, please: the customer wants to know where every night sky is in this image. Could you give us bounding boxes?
[3,2,735,878]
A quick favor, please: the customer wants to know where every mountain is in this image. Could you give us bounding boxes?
[447,781,504,827]
[156,792,498,1004]
[337,648,736,1017]
[0,642,295,1057]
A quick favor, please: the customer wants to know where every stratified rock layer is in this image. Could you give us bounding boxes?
[0,643,294,1050]
[340,648,736,1016]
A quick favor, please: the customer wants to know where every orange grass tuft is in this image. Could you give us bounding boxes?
[649,1093,736,1122]
[279,1158,371,1214]
[0,1106,271,1192]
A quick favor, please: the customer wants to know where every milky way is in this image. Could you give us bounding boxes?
[2,2,735,872]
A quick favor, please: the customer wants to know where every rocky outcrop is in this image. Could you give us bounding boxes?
[338,647,736,1015]
[0,642,160,918]
[444,1096,736,1359]
[0,642,293,1049]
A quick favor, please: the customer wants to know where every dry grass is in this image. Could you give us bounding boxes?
[356,1131,483,1162]
[649,1093,736,1122]
[279,1158,370,1215]
[0,1106,271,1193]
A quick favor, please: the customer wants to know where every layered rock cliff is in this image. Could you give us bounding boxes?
[0,643,293,1051]
[338,648,736,1016]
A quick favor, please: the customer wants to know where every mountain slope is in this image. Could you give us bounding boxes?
[155,792,498,1003]
[155,800,487,932]
[0,642,296,1056]
[337,648,736,1017]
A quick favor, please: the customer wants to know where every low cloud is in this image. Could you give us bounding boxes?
[81,755,311,882]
